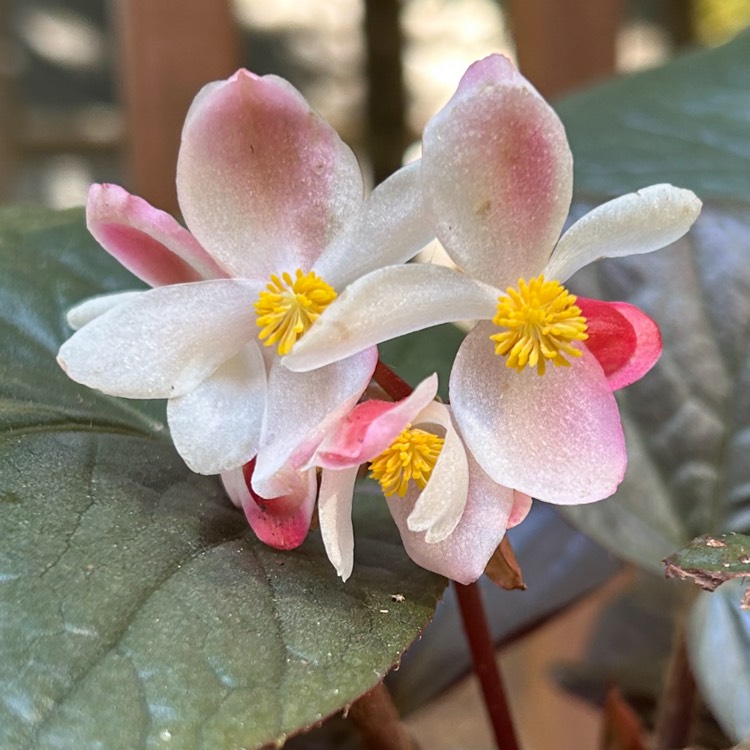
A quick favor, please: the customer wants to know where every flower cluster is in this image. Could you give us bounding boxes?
[58,56,701,584]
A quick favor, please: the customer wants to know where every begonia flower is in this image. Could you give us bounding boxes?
[57,69,432,526]
[283,55,702,506]
[308,375,531,583]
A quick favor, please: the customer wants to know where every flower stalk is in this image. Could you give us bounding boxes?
[455,581,522,750]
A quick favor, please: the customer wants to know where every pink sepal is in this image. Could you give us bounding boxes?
[221,461,317,550]
[579,298,663,391]
[313,374,439,469]
[87,184,226,286]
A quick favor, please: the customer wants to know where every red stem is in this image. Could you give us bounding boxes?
[373,359,414,401]
[454,581,522,750]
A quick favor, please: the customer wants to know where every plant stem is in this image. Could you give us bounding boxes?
[348,681,414,750]
[373,360,414,401]
[653,614,697,750]
[455,581,522,750]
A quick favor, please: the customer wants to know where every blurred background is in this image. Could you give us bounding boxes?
[1,0,750,213]
[1,1,750,748]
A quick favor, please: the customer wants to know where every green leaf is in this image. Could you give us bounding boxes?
[0,208,445,748]
[565,202,750,570]
[0,206,163,436]
[689,582,750,742]
[664,533,750,606]
[559,32,750,201]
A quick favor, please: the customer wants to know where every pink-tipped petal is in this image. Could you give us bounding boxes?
[167,343,266,474]
[283,264,498,372]
[223,461,317,550]
[177,70,363,279]
[387,448,515,583]
[313,374,439,469]
[546,185,702,282]
[421,54,573,289]
[57,279,263,399]
[318,466,359,581]
[507,491,533,528]
[450,322,627,505]
[66,291,144,330]
[578,298,662,391]
[252,347,378,497]
[314,160,433,289]
[406,403,469,543]
[87,184,225,285]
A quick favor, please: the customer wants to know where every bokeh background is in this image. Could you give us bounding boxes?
[2,0,750,212]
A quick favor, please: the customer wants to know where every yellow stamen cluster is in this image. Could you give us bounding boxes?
[255,269,337,355]
[490,275,588,375]
[369,427,445,497]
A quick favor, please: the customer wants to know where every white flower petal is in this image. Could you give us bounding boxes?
[253,347,378,497]
[283,264,498,372]
[167,343,266,474]
[318,466,359,581]
[407,403,469,543]
[450,322,627,505]
[57,279,263,399]
[546,184,702,282]
[422,54,572,289]
[66,291,144,330]
[177,70,363,279]
[314,160,433,289]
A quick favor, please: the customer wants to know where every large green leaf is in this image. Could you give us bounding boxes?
[0,207,445,749]
[559,32,750,202]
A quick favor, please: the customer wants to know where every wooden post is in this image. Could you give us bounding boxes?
[363,0,407,185]
[115,0,241,215]
[507,0,624,98]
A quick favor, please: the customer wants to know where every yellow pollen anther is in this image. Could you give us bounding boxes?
[490,274,588,375]
[369,427,445,498]
[255,269,337,355]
